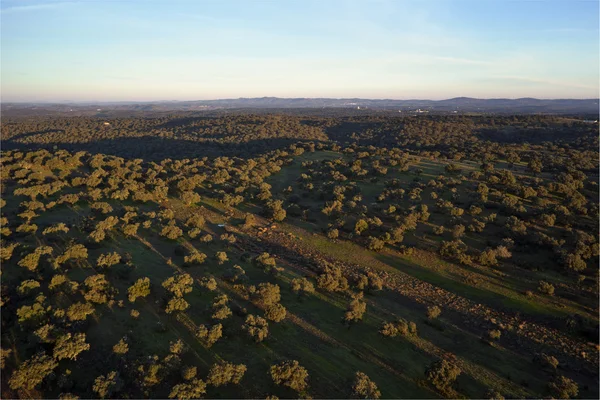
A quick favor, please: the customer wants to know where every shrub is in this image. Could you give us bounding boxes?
[427,305,441,320]
[538,281,555,296]
[488,329,501,341]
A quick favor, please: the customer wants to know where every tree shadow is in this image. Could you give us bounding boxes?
[2,136,327,161]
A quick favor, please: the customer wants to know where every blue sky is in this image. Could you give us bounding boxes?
[1,0,598,101]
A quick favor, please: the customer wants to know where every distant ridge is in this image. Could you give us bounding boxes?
[2,97,599,115]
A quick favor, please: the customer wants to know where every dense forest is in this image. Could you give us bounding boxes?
[0,112,598,399]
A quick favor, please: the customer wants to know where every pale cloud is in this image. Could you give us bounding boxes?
[0,1,76,14]
[495,75,599,91]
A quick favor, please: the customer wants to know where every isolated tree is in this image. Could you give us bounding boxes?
[97,252,121,268]
[352,371,381,399]
[9,352,58,391]
[291,277,315,297]
[18,246,52,271]
[242,315,269,343]
[485,389,505,400]
[317,264,349,292]
[196,324,223,347]
[128,277,151,302]
[427,305,441,320]
[53,333,90,361]
[166,297,190,314]
[265,200,286,222]
[182,366,197,381]
[93,371,124,399]
[113,338,129,355]
[163,274,193,297]
[343,294,367,325]
[170,339,187,355]
[180,190,201,206]
[528,158,543,175]
[366,236,385,251]
[207,361,247,386]
[253,283,281,307]
[270,360,309,392]
[169,379,207,400]
[161,223,183,240]
[17,279,41,296]
[55,244,88,267]
[211,295,232,320]
[1,348,12,369]
[538,281,555,296]
[83,274,112,304]
[216,251,229,265]
[185,215,205,229]
[548,375,578,399]
[67,302,95,321]
[327,228,339,239]
[354,219,369,235]
[200,276,217,291]
[184,251,207,266]
[379,319,417,337]
[265,304,287,322]
[254,253,282,274]
[426,359,461,390]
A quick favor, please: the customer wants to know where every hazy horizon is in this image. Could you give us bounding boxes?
[1,0,599,102]
[3,96,600,105]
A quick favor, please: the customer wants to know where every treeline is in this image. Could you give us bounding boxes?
[2,114,597,161]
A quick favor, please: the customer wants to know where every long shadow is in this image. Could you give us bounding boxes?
[376,252,578,323]
[2,136,328,161]
[4,128,66,142]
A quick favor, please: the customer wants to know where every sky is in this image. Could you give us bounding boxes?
[1,0,599,102]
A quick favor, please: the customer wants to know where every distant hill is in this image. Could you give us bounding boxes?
[2,97,598,116]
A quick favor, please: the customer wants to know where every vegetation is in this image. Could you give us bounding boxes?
[1,112,598,399]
